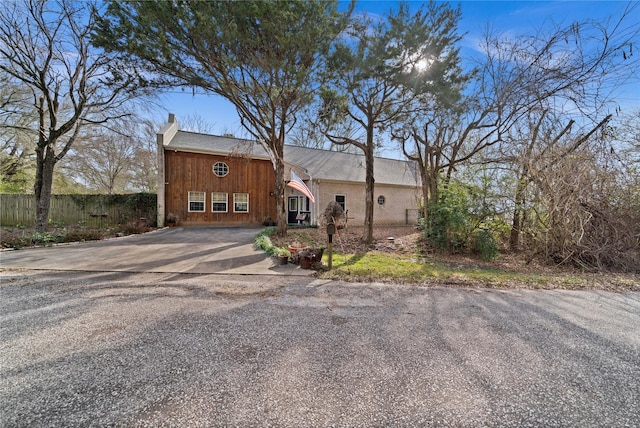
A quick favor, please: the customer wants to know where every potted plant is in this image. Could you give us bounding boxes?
[299,247,325,269]
[276,250,290,265]
[262,217,276,226]
[288,241,308,264]
[166,213,178,227]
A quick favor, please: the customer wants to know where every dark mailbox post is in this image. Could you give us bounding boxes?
[327,221,336,239]
[326,221,335,269]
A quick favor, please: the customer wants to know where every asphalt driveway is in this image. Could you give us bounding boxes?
[0,227,308,276]
[0,269,639,427]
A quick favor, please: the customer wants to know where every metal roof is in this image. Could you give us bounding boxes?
[166,131,420,187]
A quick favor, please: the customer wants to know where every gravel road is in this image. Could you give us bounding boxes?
[1,270,639,427]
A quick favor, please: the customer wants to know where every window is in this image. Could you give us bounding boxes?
[377,195,386,205]
[213,161,229,177]
[212,192,228,212]
[288,196,311,212]
[233,193,249,213]
[335,194,346,211]
[188,191,205,212]
[288,197,298,211]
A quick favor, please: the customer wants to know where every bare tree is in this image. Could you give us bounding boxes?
[59,118,158,194]
[502,109,612,249]
[178,113,216,135]
[612,109,640,166]
[395,5,639,225]
[0,0,145,231]
[127,119,158,194]
[527,139,640,271]
[497,8,638,250]
[60,121,129,194]
[393,98,465,213]
[0,70,36,192]
[516,107,640,271]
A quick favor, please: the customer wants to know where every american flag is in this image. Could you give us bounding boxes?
[287,170,315,203]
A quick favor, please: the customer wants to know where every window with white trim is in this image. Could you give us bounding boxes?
[233,193,249,213]
[213,161,229,177]
[212,192,228,213]
[188,191,206,212]
[288,197,298,212]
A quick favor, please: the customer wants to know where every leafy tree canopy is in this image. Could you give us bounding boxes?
[93,1,349,143]
[93,0,350,235]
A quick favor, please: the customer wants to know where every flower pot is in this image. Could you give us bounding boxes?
[288,244,308,254]
[300,254,314,269]
[278,254,289,265]
[288,244,308,265]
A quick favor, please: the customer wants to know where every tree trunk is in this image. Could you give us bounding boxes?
[421,179,430,220]
[509,211,522,250]
[363,142,375,243]
[274,155,287,237]
[509,177,528,250]
[418,161,430,219]
[34,145,56,232]
[420,167,439,223]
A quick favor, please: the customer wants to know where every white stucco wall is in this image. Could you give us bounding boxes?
[312,181,420,226]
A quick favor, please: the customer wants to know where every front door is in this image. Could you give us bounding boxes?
[288,196,310,224]
[287,196,299,224]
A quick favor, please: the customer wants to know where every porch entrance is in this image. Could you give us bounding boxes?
[288,196,311,224]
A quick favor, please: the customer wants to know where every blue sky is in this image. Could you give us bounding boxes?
[155,1,639,139]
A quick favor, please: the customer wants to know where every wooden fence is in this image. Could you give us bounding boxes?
[0,194,157,227]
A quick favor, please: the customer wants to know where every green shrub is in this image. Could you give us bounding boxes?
[422,180,502,261]
[423,182,477,253]
[30,231,59,245]
[472,229,499,261]
[254,227,289,256]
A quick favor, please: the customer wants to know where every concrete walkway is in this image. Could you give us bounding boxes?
[0,227,313,276]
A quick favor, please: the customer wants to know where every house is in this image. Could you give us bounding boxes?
[157,114,421,227]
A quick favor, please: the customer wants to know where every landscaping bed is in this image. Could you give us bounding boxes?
[1,224,154,249]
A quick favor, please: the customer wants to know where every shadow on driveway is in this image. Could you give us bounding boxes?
[0,227,312,276]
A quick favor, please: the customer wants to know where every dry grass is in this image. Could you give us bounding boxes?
[271,225,421,254]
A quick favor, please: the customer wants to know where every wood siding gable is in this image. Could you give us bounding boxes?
[164,151,276,226]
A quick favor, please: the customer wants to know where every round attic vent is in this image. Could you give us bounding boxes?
[213,161,229,177]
